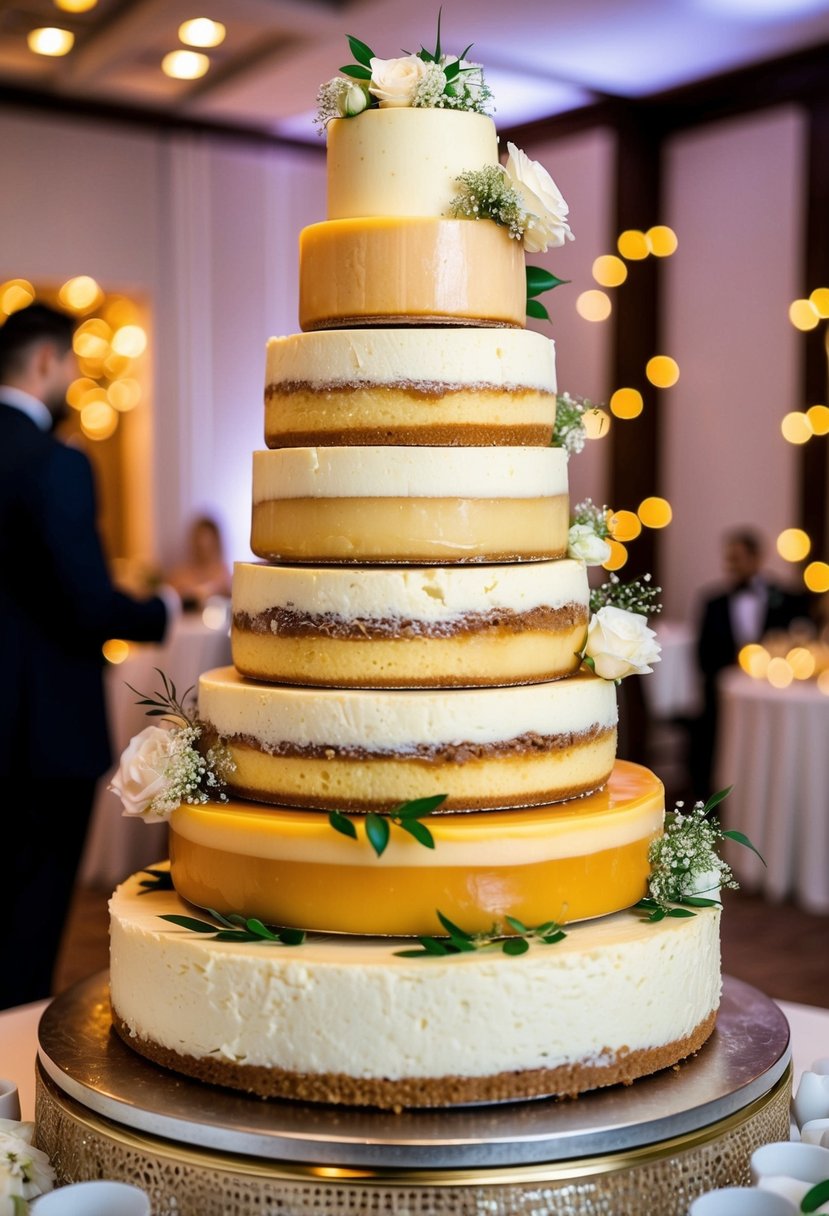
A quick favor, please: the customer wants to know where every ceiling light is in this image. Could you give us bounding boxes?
[54,0,98,11]
[28,27,75,56]
[178,18,226,48]
[162,50,210,80]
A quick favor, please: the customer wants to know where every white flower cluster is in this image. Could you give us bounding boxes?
[109,723,235,823]
[448,166,526,241]
[369,53,491,112]
[0,1118,55,1214]
[552,390,588,455]
[314,77,369,131]
[567,497,611,566]
[648,803,739,907]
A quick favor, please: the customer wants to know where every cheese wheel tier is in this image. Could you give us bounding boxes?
[110,871,721,1109]
[299,218,526,330]
[231,559,589,687]
[169,761,663,935]
[198,665,617,810]
[250,446,569,564]
[327,109,500,220]
[264,328,556,447]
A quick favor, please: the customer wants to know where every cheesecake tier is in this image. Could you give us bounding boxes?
[110,870,721,1109]
[231,559,589,687]
[169,760,663,935]
[250,446,569,564]
[327,109,500,220]
[299,218,526,330]
[264,328,556,447]
[198,665,617,810]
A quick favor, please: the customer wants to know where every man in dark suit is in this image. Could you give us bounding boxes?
[0,303,179,1009]
[689,527,812,800]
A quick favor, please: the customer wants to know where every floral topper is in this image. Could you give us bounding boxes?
[108,670,234,823]
[0,1117,55,1214]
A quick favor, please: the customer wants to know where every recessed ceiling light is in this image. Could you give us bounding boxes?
[178,18,226,48]
[53,0,98,12]
[161,49,210,80]
[27,26,75,56]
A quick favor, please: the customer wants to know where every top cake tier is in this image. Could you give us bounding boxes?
[326,109,499,220]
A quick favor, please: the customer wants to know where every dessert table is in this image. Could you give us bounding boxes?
[715,668,829,914]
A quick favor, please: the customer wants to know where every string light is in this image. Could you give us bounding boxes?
[576,290,612,322]
[609,388,643,419]
[776,528,810,562]
[646,356,679,388]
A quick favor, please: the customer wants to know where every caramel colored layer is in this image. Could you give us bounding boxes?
[234,602,585,640]
[112,1009,717,1110]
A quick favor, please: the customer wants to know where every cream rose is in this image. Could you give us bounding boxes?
[583,606,661,681]
[108,724,176,820]
[369,55,428,107]
[567,523,611,566]
[504,141,574,253]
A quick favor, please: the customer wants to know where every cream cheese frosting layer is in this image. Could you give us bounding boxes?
[327,109,500,220]
[265,328,556,393]
[110,871,721,1087]
[198,665,617,752]
[232,559,588,622]
[252,446,568,502]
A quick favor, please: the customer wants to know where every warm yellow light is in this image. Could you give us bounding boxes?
[807,404,829,435]
[781,411,813,444]
[582,408,611,440]
[59,275,102,312]
[766,657,793,689]
[646,225,678,257]
[617,230,649,260]
[804,561,829,594]
[777,527,811,562]
[809,287,829,318]
[161,49,210,79]
[80,400,118,440]
[107,378,141,411]
[54,0,98,10]
[576,290,612,322]
[73,321,110,360]
[79,386,108,409]
[789,299,820,331]
[646,355,680,388]
[102,638,130,664]
[786,647,816,680]
[603,538,628,571]
[111,325,147,357]
[0,279,35,314]
[738,643,770,679]
[592,255,627,288]
[102,296,139,328]
[609,387,644,419]
[27,26,74,55]
[609,509,642,542]
[103,352,132,378]
[66,377,96,409]
[77,356,105,379]
[818,670,829,697]
[178,17,226,47]
[638,496,673,529]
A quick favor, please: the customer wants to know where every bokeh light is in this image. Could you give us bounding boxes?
[603,538,628,571]
[27,26,74,55]
[54,0,98,10]
[646,355,680,388]
[617,230,649,260]
[804,561,829,593]
[111,325,147,357]
[609,509,642,542]
[0,279,35,314]
[59,275,102,312]
[161,49,210,79]
[582,408,611,440]
[776,527,811,562]
[576,290,612,322]
[80,400,118,441]
[178,18,225,47]
[789,299,820,331]
[107,378,141,411]
[738,643,770,679]
[786,647,816,680]
[102,639,130,664]
[66,377,97,409]
[592,255,628,288]
[766,657,794,689]
[638,497,673,528]
[609,387,644,419]
[806,404,829,435]
[781,411,813,444]
[646,226,678,257]
[809,287,829,318]
[818,670,829,697]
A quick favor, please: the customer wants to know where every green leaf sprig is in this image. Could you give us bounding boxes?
[160,909,305,946]
[395,911,567,959]
[126,667,196,727]
[526,265,569,322]
[138,866,175,894]
[329,794,447,858]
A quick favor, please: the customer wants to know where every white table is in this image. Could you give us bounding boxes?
[644,619,701,719]
[715,668,829,913]
[80,609,232,888]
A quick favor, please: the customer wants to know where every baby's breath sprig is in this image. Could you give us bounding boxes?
[395,911,567,959]
[448,166,526,240]
[552,391,594,454]
[329,794,447,857]
[590,571,663,617]
[571,497,611,538]
[638,787,765,920]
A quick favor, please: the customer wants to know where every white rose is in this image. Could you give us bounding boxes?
[108,724,176,820]
[0,1130,55,1200]
[340,82,369,117]
[369,55,428,107]
[583,606,661,681]
[679,868,722,902]
[567,523,611,566]
[504,141,574,253]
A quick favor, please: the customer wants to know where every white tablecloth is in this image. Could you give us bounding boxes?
[715,668,829,913]
[79,609,232,888]
[644,619,701,719]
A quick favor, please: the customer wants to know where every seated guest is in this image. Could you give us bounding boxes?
[167,513,232,611]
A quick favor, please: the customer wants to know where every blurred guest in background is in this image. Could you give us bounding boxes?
[0,302,180,1010]
[167,513,232,611]
[689,526,812,800]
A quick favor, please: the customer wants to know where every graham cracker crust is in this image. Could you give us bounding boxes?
[111,1008,718,1111]
[264,425,554,447]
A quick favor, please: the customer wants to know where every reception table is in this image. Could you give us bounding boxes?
[715,668,829,913]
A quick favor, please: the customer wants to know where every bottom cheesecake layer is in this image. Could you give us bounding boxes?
[109,872,721,1110]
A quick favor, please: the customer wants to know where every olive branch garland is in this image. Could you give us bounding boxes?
[126,667,197,727]
[328,794,447,857]
[159,907,306,947]
[395,912,567,959]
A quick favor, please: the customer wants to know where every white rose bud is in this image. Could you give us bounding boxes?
[340,82,369,117]
[567,523,611,566]
[369,54,428,107]
[583,605,661,681]
[108,724,176,820]
[504,141,574,253]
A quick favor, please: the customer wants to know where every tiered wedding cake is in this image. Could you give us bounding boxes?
[107,30,722,1110]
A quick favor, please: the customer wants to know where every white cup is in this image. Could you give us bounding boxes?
[689,1186,798,1214]
[31,1180,151,1215]
[801,1118,829,1148]
[794,1071,829,1129]
[751,1140,829,1186]
[0,1078,21,1120]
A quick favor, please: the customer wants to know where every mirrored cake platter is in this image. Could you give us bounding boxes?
[37,972,790,1170]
